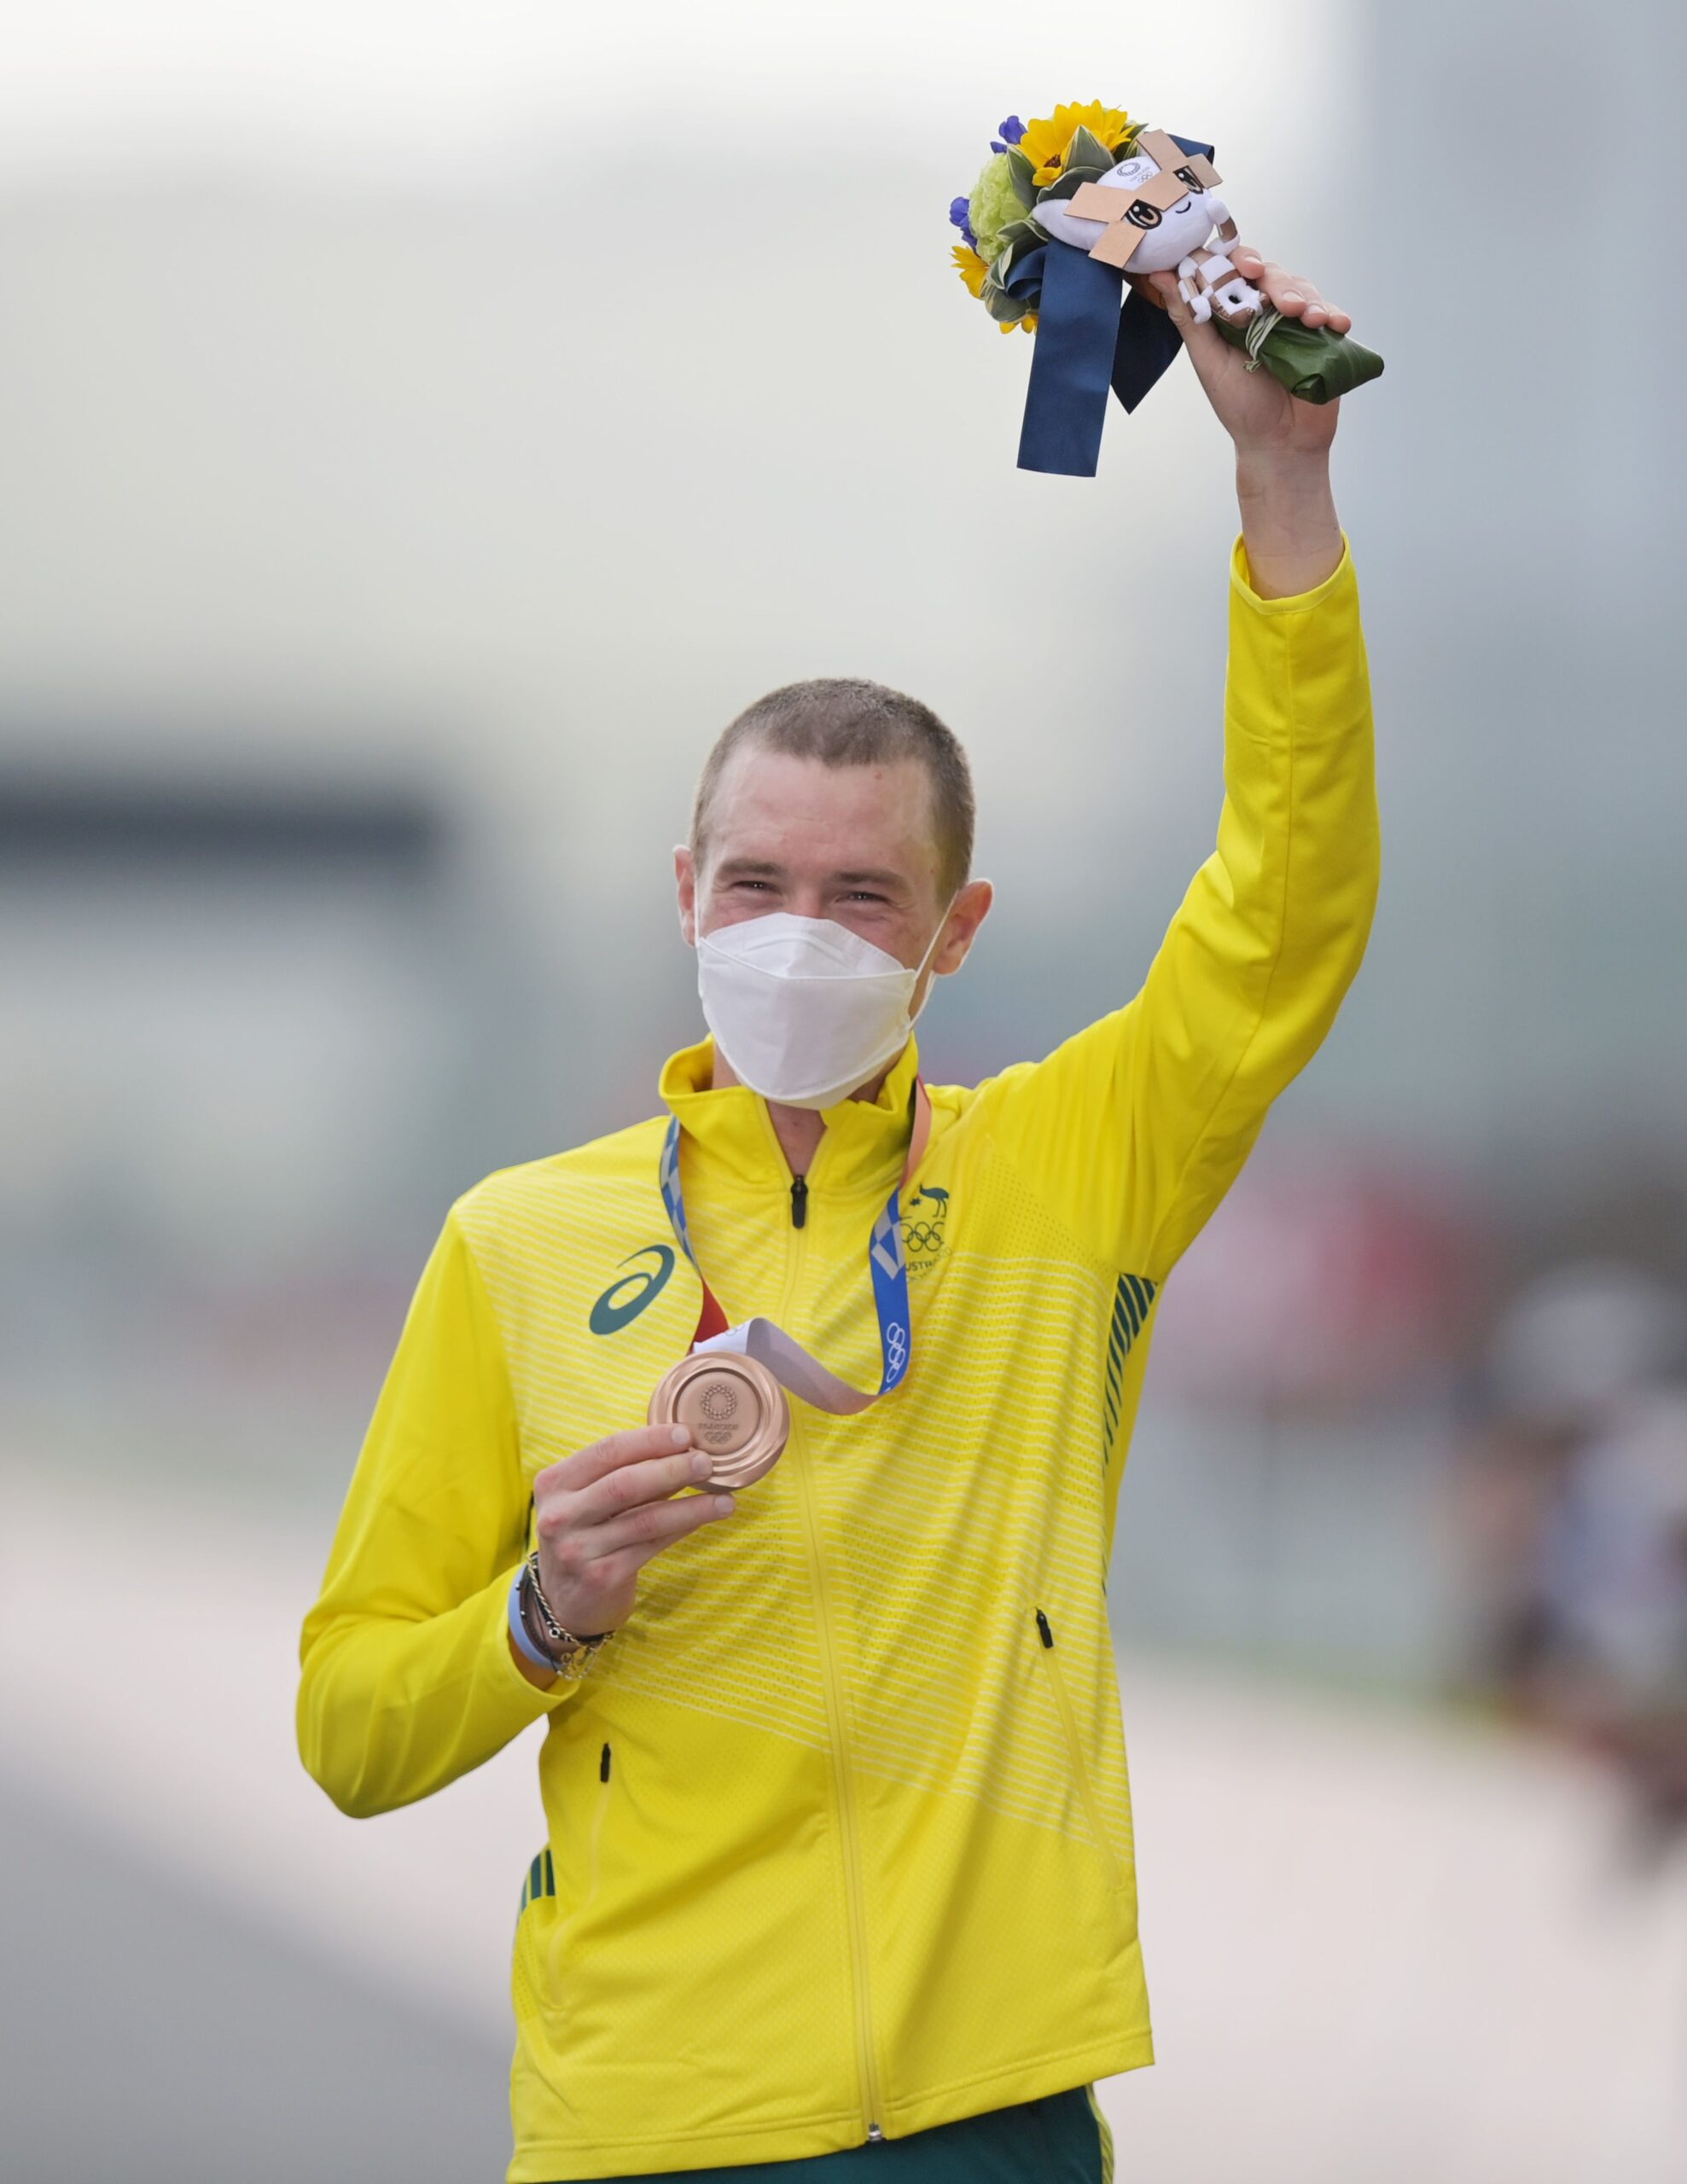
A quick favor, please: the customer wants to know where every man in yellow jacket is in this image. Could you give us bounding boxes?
[299,248,1379,2184]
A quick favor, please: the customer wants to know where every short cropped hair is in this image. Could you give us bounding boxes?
[690,677,974,900]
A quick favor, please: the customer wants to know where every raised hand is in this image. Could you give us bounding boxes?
[1145,249,1349,461]
[1140,247,1348,598]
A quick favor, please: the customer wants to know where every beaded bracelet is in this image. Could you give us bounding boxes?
[524,1551,612,1653]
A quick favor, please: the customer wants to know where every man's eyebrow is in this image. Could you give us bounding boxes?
[833,868,908,891]
[711,858,910,892]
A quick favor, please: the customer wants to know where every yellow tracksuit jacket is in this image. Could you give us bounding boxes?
[298,539,1379,2181]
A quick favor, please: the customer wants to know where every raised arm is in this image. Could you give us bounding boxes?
[977,254,1380,1281]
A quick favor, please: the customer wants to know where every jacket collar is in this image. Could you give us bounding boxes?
[659,1034,923,1197]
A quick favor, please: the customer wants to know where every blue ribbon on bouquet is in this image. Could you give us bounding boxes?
[1015,133,1216,479]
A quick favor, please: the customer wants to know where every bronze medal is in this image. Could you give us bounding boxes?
[648,1351,790,1489]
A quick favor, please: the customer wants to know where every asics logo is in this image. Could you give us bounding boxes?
[588,1246,676,1335]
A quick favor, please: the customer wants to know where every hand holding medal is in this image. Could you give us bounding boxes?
[524,1422,739,1672]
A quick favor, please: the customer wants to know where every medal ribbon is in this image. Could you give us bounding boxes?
[658,1079,932,1414]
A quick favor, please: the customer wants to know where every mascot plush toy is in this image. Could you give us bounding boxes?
[950,103,1383,475]
[1032,131,1260,321]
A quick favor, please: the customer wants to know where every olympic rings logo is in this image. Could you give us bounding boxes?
[899,1185,950,1263]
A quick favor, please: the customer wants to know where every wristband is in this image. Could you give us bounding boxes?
[508,1567,563,1675]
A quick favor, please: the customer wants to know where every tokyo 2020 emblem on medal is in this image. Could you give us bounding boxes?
[648,1351,791,1489]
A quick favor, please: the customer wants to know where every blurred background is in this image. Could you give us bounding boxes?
[2,3,1684,2178]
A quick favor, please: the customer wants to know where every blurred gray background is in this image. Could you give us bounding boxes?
[3,3,1685,2180]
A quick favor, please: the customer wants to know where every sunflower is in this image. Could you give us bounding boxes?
[952,243,989,300]
[1017,101,1134,186]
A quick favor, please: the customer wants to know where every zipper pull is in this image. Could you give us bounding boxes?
[790,1175,808,1229]
[1035,1608,1054,1649]
[599,1742,613,1783]
[866,2123,884,2144]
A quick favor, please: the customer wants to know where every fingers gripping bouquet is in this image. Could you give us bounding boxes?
[949,101,1383,475]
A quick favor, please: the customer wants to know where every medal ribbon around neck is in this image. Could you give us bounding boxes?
[658,1079,932,1414]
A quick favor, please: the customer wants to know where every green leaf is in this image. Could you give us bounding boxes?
[1064,126,1113,177]
[980,276,1031,324]
[1005,147,1038,208]
[1034,169,1093,206]
[991,227,1044,286]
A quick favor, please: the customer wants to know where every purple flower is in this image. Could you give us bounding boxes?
[991,114,1026,152]
[948,195,977,249]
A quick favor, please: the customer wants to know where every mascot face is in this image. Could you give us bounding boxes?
[1034,147,1220,273]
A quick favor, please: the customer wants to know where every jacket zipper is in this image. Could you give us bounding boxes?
[780,1197,884,2145]
[1034,1609,1123,1891]
[790,1174,808,1228]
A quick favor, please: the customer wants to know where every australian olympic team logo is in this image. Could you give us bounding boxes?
[588,1245,676,1335]
[900,1186,950,1270]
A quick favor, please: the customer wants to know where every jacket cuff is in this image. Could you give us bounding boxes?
[490,1560,585,1715]
[1230,531,1354,616]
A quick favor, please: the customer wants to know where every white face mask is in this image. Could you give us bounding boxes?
[696,903,955,1110]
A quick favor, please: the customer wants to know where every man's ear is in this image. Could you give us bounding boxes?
[912,879,993,1014]
[675,845,699,947]
[934,878,993,976]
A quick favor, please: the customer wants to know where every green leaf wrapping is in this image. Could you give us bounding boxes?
[1213,314,1386,404]
[1005,148,1038,209]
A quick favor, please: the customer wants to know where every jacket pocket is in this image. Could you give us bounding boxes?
[520,1740,617,2024]
[1033,1606,1124,1893]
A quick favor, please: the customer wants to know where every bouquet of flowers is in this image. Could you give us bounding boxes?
[950,101,1382,475]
